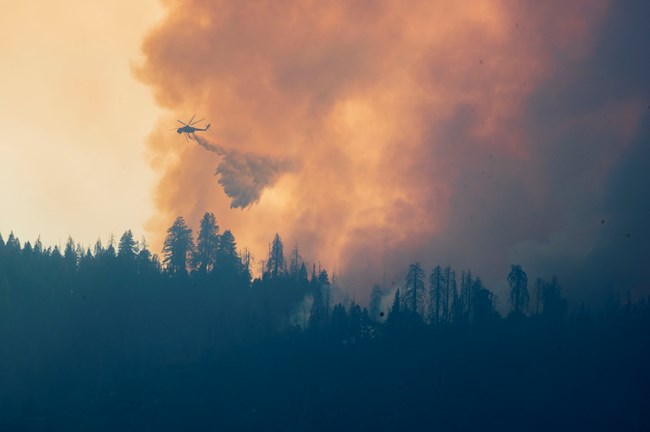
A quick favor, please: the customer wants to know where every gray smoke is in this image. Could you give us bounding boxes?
[193,135,292,209]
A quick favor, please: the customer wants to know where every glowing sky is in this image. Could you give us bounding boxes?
[0,0,162,247]
[2,1,649,303]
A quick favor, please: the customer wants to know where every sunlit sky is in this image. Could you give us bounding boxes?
[1,1,648,302]
[0,0,162,248]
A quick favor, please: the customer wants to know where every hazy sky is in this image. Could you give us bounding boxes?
[2,1,649,304]
[0,0,162,248]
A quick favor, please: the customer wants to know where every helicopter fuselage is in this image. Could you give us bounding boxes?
[177,124,210,134]
[171,116,211,141]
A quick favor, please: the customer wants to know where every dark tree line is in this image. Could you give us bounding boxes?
[0,215,633,342]
[1,217,649,431]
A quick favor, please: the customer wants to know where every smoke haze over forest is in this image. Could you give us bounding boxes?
[137,0,650,304]
[2,2,650,429]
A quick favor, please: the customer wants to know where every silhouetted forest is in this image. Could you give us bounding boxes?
[1,213,649,431]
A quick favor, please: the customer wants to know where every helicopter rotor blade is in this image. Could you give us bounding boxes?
[168,128,177,131]
[190,118,204,126]
[177,120,188,126]
[188,114,196,125]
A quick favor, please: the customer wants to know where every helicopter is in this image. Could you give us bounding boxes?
[170,114,211,141]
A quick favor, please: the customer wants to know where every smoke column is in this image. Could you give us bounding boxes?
[138,0,650,304]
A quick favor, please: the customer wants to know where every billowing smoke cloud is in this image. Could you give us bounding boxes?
[137,0,650,305]
[193,135,292,208]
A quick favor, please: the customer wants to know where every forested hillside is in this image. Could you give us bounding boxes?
[1,213,649,431]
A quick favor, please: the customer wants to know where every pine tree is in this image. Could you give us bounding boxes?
[6,232,20,251]
[162,217,195,276]
[118,230,137,261]
[266,233,286,278]
[404,263,425,317]
[136,237,154,274]
[195,212,219,274]
[309,269,331,329]
[63,236,77,273]
[93,239,104,257]
[215,229,239,276]
[106,234,117,257]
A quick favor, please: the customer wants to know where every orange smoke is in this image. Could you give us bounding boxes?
[137,0,611,295]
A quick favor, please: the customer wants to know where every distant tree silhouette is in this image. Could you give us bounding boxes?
[6,232,20,251]
[456,271,474,324]
[404,263,425,317]
[289,245,303,280]
[214,229,240,277]
[266,233,286,278]
[22,241,33,256]
[309,269,331,329]
[136,237,158,274]
[429,265,444,326]
[63,236,77,274]
[471,277,497,324]
[444,267,456,324]
[508,265,529,316]
[118,230,137,261]
[51,245,62,260]
[106,234,117,257]
[163,217,195,276]
[387,288,402,327]
[240,247,253,283]
[93,239,104,257]
[297,262,308,283]
[34,236,43,254]
[195,212,219,274]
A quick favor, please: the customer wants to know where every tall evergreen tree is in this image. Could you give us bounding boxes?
[404,263,425,317]
[266,233,286,278]
[195,212,219,274]
[118,230,137,261]
[106,234,117,257]
[162,217,195,275]
[63,236,77,273]
[215,229,239,276]
[93,239,104,257]
[136,237,155,274]
[309,269,331,329]
[6,232,20,251]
